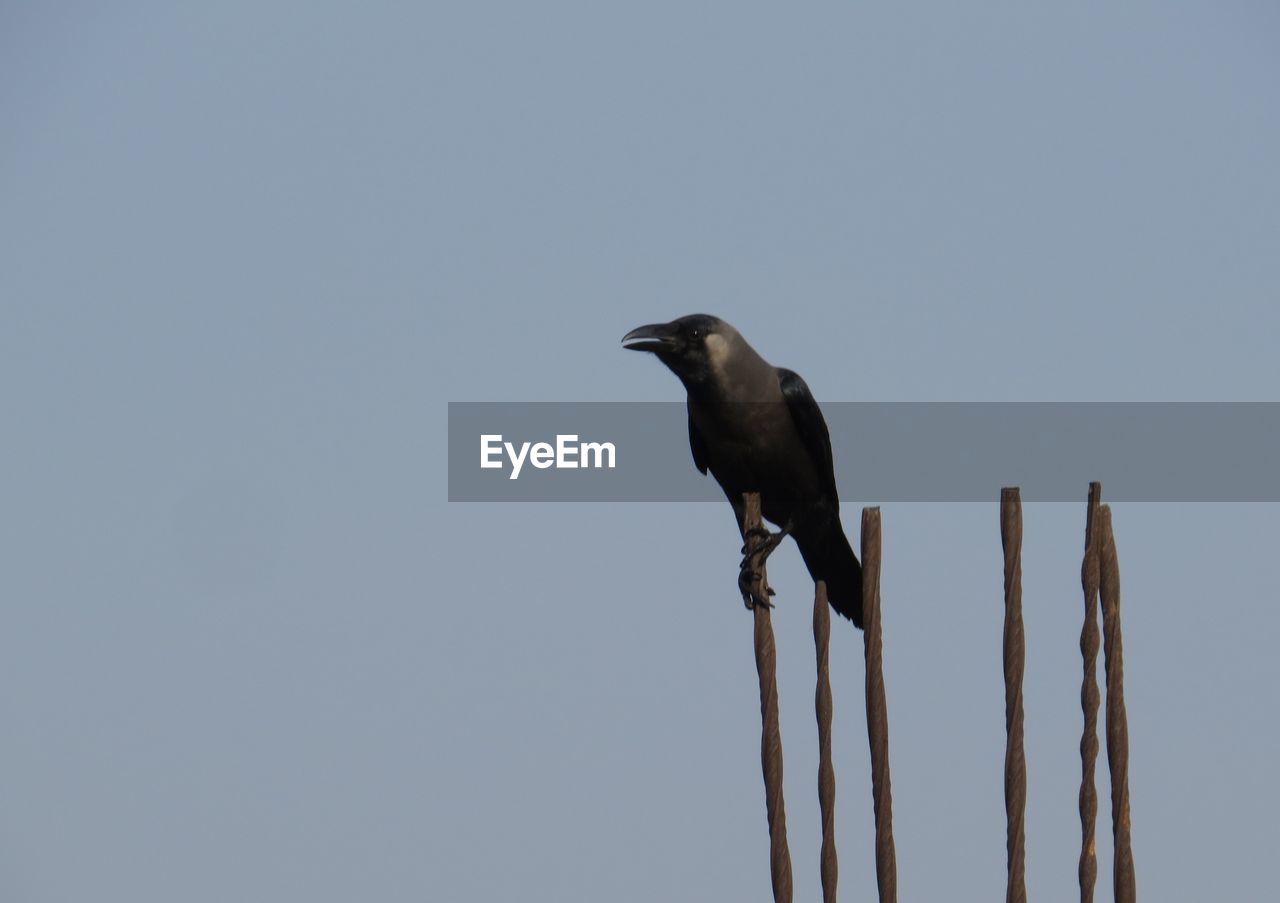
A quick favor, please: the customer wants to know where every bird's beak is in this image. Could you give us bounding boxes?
[621,321,679,353]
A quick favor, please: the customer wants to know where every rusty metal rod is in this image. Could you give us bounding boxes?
[1098,505,1136,903]
[861,507,897,903]
[743,493,793,903]
[1078,482,1102,903]
[813,580,838,902]
[1000,488,1027,903]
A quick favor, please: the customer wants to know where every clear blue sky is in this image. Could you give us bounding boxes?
[2,3,1278,901]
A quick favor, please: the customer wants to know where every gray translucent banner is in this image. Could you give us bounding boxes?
[447,402,1280,502]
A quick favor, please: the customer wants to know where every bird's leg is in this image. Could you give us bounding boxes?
[740,523,792,563]
[738,522,790,610]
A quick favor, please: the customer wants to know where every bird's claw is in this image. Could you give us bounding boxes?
[739,553,778,582]
[738,567,776,610]
[740,523,788,612]
[740,526,774,555]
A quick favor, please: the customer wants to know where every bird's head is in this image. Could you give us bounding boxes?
[621,314,732,386]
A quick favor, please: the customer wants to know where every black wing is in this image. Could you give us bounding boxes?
[778,368,839,500]
[688,406,709,474]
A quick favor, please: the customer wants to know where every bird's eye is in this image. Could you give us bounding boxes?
[691,328,702,340]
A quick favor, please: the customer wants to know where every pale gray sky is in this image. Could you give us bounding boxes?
[2,2,1278,901]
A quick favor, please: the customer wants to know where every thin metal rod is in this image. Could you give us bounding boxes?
[1098,505,1136,903]
[861,507,897,903]
[1000,487,1027,903]
[1078,482,1102,902]
[743,493,793,903]
[813,580,838,902]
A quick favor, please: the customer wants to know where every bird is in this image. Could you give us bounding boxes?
[622,314,864,628]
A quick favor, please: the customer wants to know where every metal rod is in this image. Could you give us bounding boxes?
[743,493,793,903]
[1078,482,1102,902]
[1001,487,1027,903]
[1098,505,1136,903]
[861,507,897,903]
[814,579,838,902]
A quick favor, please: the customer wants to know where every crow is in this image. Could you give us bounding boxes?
[623,314,863,627]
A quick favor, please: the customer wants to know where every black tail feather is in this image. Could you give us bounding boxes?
[796,519,864,629]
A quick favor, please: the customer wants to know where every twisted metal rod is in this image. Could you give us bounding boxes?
[1078,482,1102,903]
[860,507,897,903]
[1000,488,1027,903]
[1098,505,1136,903]
[813,580,838,902]
[742,493,793,903]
